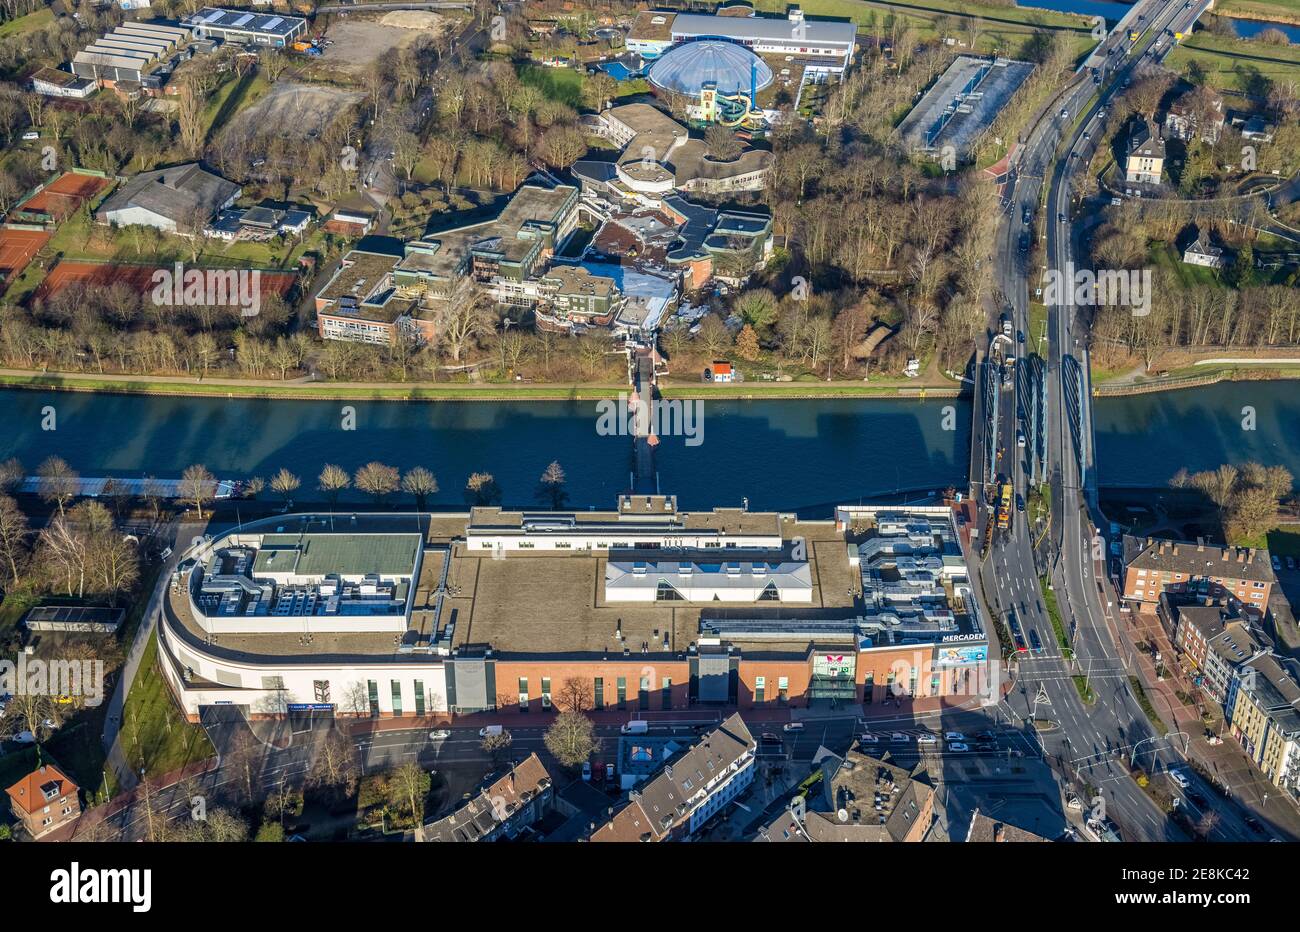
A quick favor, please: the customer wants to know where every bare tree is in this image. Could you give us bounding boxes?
[401,467,438,510]
[180,464,215,520]
[318,463,350,506]
[36,456,78,517]
[354,462,400,503]
[269,467,301,504]
[536,460,567,509]
[0,494,29,585]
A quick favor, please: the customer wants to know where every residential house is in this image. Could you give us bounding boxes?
[754,749,939,843]
[1164,92,1224,145]
[1124,121,1166,185]
[1228,653,1300,799]
[96,162,240,234]
[1166,597,1268,708]
[420,753,553,842]
[964,808,1049,842]
[1182,227,1225,269]
[589,712,755,841]
[1121,536,1275,619]
[5,764,82,841]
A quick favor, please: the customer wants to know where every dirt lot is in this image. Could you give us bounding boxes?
[219,81,364,146]
[320,11,454,76]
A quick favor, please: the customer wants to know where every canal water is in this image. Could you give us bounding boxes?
[0,381,1296,511]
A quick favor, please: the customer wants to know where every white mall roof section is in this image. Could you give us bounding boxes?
[606,560,813,603]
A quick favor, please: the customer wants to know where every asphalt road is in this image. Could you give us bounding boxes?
[977,0,1278,842]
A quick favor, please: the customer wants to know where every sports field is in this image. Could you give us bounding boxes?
[19,171,111,217]
[0,227,50,280]
[34,259,297,302]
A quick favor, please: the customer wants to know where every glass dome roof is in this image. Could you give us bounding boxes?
[647,39,774,97]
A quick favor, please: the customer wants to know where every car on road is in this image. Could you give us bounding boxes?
[1058,212,1066,223]
[859,732,879,744]
[944,731,965,742]
[1009,612,1029,653]
[783,722,804,732]
[1017,429,1026,448]
[1029,629,1042,651]
[1187,791,1208,808]
[1168,768,1190,789]
[948,742,969,752]
[1016,494,1025,513]
[891,732,910,743]
[621,720,649,735]
[1059,108,1069,119]
[760,732,782,745]
[479,725,503,738]
[916,733,937,744]
[1244,816,1268,836]
[581,762,592,781]
[429,729,451,740]
[1023,208,1032,224]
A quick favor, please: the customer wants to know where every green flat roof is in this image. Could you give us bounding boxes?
[253,533,422,578]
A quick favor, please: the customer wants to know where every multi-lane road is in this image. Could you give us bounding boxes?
[983,0,1277,841]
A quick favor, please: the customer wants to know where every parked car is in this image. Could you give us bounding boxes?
[916,733,937,744]
[948,742,970,752]
[1273,555,1282,571]
[581,761,592,782]
[605,762,615,782]
[891,732,910,743]
[1168,768,1190,789]
[9,731,35,745]
[1287,556,1296,571]
[975,731,995,742]
[944,732,965,742]
[859,732,879,744]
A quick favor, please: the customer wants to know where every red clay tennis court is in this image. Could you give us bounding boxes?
[18,172,111,216]
[0,227,51,280]
[35,260,298,301]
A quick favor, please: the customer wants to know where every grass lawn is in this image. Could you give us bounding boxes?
[1073,675,1097,705]
[116,630,215,782]
[1028,301,1048,359]
[1149,239,1223,289]
[1167,31,1300,93]
[203,69,270,143]
[1040,575,1070,651]
[0,370,962,400]
[0,7,53,38]
[1129,676,1165,730]
[1213,0,1300,24]
[0,589,37,644]
[518,64,584,108]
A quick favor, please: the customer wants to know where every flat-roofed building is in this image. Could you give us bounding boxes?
[628,8,856,77]
[29,67,97,99]
[183,7,307,47]
[154,502,988,724]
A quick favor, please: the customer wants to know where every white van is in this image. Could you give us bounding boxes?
[620,720,649,735]
[21,131,39,141]
[478,725,503,738]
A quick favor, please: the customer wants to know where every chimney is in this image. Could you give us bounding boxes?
[994,823,1006,842]
[1172,544,1179,556]
[1197,538,1205,551]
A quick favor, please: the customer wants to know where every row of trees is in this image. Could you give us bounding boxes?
[1171,462,1294,543]
[179,460,570,515]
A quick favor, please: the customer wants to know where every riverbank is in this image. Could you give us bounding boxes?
[1211,0,1300,28]
[1091,359,1300,396]
[0,368,965,402]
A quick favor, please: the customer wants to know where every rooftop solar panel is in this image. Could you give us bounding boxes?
[263,16,283,29]
[232,13,254,27]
